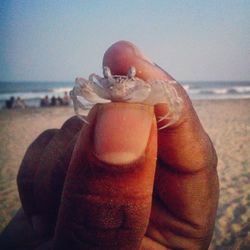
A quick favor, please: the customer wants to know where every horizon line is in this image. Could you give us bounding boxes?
[0,79,250,83]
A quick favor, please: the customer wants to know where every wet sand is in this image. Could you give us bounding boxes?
[0,100,250,248]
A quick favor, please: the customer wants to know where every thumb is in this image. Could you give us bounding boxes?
[53,103,157,249]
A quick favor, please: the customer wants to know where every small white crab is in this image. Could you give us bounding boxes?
[70,66,183,130]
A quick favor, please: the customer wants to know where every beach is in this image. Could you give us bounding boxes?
[0,99,250,249]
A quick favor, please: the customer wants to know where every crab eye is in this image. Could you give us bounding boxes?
[128,66,136,78]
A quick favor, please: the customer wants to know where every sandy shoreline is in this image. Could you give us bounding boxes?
[0,99,250,248]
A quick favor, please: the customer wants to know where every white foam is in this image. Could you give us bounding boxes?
[52,87,72,94]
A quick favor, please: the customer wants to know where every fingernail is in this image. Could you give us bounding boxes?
[107,41,154,64]
[94,104,153,165]
[122,41,154,64]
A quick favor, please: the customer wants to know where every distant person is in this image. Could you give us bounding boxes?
[63,91,70,106]
[13,97,26,109]
[50,96,57,106]
[5,96,15,109]
[57,96,63,106]
[40,96,50,107]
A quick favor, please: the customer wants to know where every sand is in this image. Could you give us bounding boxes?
[0,100,250,249]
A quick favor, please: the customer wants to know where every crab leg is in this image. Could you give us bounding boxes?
[70,89,90,124]
[76,77,110,104]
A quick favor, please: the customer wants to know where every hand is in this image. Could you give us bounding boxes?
[0,41,219,250]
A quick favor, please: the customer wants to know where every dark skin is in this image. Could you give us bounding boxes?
[0,41,219,250]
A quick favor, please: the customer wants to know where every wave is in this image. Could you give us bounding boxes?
[182,84,190,91]
[0,87,73,101]
[188,86,250,96]
[52,87,72,94]
[0,88,54,94]
[231,86,250,93]
[1,82,250,106]
[0,80,73,94]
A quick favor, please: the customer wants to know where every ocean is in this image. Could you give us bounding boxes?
[0,80,250,109]
[0,81,73,109]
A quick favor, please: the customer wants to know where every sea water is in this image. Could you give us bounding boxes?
[183,81,250,100]
[0,80,250,109]
[0,81,73,109]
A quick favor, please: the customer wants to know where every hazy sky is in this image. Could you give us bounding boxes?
[0,0,249,81]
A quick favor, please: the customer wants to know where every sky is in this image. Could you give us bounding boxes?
[0,0,249,81]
